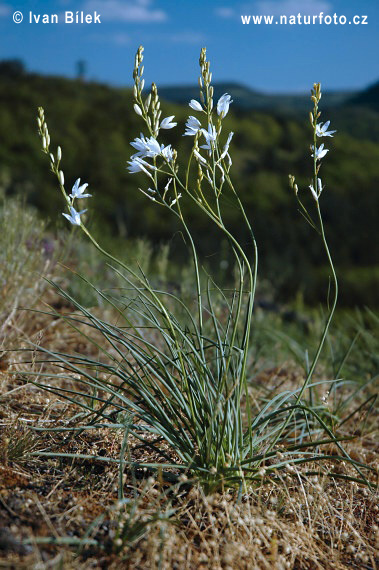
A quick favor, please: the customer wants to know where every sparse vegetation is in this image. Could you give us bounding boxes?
[0,49,378,569]
[0,199,377,568]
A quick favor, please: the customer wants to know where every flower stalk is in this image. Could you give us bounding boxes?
[273,83,339,450]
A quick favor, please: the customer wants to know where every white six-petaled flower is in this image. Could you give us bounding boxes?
[189,99,203,112]
[316,120,336,138]
[70,178,91,199]
[161,144,174,162]
[131,134,161,158]
[312,143,329,160]
[160,116,177,129]
[62,206,87,226]
[217,93,233,117]
[184,116,202,136]
[127,156,156,175]
[200,124,217,152]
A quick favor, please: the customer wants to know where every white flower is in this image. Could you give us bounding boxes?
[70,178,92,199]
[161,144,174,162]
[184,116,201,136]
[169,193,182,207]
[312,143,329,160]
[131,134,161,158]
[193,149,207,165]
[309,178,323,201]
[164,178,173,192]
[62,206,87,226]
[144,137,162,157]
[160,116,177,129]
[189,99,203,112]
[127,156,156,175]
[200,124,217,152]
[130,133,150,156]
[217,93,233,117]
[316,120,336,138]
[217,163,225,184]
[220,132,234,160]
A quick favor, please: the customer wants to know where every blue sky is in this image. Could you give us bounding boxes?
[0,0,378,93]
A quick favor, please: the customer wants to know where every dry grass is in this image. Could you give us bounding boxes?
[0,199,378,569]
[1,289,378,570]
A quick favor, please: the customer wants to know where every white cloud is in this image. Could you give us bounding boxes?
[255,0,332,16]
[133,31,206,45]
[215,7,236,19]
[83,0,167,23]
[112,33,132,45]
[168,32,206,44]
[90,30,203,48]
[0,3,10,17]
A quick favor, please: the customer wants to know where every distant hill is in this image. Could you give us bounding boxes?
[0,64,378,305]
[158,82,356,113]
[347,80,379,111]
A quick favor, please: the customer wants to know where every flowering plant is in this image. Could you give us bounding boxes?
[33,52,372,491]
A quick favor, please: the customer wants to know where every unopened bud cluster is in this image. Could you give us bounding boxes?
[311,82,322,106]
[37,107,63,181]
[37,107,50,152]
[199,47,214,114]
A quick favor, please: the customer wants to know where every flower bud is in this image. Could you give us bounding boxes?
[59,170,64,186]
[134,104,143,116]
[57,146,62,161]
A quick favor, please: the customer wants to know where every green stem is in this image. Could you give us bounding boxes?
[268,195,338,454]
